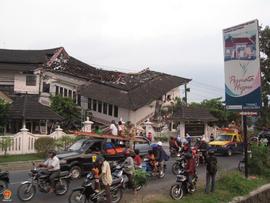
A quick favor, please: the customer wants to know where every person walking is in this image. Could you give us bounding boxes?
[205,150,217,193]
[123,150,135,190]
[97,156,112,203]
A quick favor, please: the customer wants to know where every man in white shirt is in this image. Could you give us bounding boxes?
[39,150,60,192]
[109,120,118,136]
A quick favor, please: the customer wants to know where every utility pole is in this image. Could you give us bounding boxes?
[183,83,190,105]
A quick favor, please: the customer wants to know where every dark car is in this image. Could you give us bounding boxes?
[57,139,126,179]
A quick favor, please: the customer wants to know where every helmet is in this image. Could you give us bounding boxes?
[157,141,163,146]
[96,155,105,163]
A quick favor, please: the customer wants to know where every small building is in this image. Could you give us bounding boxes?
[171,105,217,138]
[6,94,63,134]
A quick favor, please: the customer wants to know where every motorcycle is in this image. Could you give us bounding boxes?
[170,169,198,200]
[171,154,186,175]
[142,158,166,178]
[112,165,143,191]
[68,172,123,203]
[0,170,9,196]
[17,163,71,201]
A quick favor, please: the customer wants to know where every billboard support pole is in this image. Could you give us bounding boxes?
[243,115,248,178]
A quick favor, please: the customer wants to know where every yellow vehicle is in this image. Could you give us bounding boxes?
[209,130,243,156]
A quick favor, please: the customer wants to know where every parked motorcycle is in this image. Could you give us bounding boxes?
[171,154,186,175]
[68,172,123,203]
[17,163,71,201]
[0,170,9,196]
[170,169,198,200]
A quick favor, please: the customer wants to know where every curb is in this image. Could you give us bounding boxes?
[0,160,43,171]
[229,183,270,203]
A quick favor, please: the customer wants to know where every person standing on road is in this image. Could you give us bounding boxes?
[205,150,217,193]
[97,156,112,203]
[184,152,196,191]
[123,150,135,190]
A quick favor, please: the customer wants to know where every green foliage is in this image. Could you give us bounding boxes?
[0,153,43,163]
[54,135,78,151]
[248,144,270,177]
[50,95,81,131]
[190,97,240,127]
[34,137,55,157]
[257,26,270,128]
[0,99,9,129]
[155,134,169,142]
[134,169,149,186]
[0,137,13,156]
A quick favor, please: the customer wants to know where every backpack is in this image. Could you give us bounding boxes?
[207,157,217,175]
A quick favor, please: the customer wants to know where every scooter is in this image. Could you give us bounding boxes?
[0,170,9,196]
[142,158,166,178]
[170,169,198,200]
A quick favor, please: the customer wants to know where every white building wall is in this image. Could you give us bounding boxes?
[162,87,181,106]
[14,73,40,94]
[129,100,156,125]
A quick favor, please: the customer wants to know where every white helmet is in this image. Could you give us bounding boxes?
[157,141,163,146]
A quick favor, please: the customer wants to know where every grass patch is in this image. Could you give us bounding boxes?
[147,171,268,203]
[0,153,44,163]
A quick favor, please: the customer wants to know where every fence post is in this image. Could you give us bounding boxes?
[82,117,93,132]
[54,125,63,139]
[20,124,29,154]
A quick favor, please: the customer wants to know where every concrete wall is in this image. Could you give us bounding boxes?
[14,73,40,94]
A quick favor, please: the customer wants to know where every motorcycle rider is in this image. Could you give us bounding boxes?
[184,152,196,192]
[195,137,209,163]
[38,150,60,192]
[155,141,169,172]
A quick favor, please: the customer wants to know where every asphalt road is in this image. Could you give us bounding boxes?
[2,154,242,203]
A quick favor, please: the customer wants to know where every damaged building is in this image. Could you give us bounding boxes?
[0,47,191,133]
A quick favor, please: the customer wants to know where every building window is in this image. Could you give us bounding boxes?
[114,106,118,118]
[77,94,81,106]
[88,98,92,110]
[68,90,72,98]
[103,103,108,114]
[108,104,113,116]
[64,88,68,97]
[42,82,50,93]
[98,101,102,113]
[55,86,59,95]
[60,87,63,96]
[26,75,36,86]
[93,99,97,111]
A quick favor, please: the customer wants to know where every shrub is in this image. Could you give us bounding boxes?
[0,137,13,156]
[134,169,149,186]
[35,137,55,156]
[55,136,77,151]
[248,144,270,177]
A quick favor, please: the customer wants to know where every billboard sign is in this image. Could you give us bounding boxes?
[223,20,261,111]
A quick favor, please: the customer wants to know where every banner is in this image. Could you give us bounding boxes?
[223,20,261,111]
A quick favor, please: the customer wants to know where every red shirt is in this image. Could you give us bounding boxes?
[185,158,196,176]
[134,155,142,166]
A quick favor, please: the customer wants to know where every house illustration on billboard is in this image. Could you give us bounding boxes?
[224,35,256,61]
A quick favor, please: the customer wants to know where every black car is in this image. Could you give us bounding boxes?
[57,139,126,179]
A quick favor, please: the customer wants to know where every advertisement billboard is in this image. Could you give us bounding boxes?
[223,20,261,111]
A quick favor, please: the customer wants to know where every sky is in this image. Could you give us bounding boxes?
[1,0,270,102]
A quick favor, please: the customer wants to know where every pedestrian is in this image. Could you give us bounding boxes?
[147,132,153,142]
[97,156,112,203]
[210,133,215,142]
[205,150,217,193]
[123,150,135,191]
[109,120,118,136]
[133,149,142,168]
[184,152,196,192]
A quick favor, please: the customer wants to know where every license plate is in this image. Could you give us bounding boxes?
[92,155,97,162]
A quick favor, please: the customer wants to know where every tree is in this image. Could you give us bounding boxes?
[50,96,81,131]
[190,97,240,127]
[0,137,13,156]
[257,26,270,128]
[0,99,9,134]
